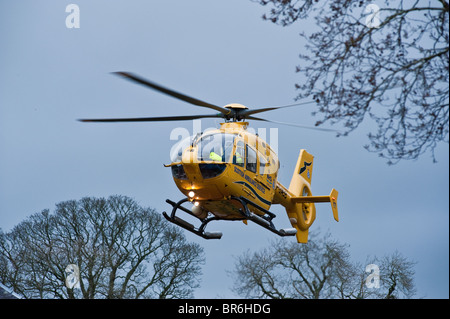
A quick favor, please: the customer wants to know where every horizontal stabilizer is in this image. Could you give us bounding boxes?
[292,188,339,222]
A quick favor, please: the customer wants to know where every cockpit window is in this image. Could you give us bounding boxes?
[197,133,236,163]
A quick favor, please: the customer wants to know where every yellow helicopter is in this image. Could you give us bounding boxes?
[80,72,339,243]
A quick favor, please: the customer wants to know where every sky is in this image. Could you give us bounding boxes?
[0,0,448,299]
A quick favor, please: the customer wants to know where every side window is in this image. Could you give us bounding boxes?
[246,145,257,173]
[259,154,267,175]
[233,140,245,167]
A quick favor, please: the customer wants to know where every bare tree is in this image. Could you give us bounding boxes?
[231,233,356,298]
[370,251,417,299]
[252,0,449,164]
[230,232,416,299]
[0,195,205,299]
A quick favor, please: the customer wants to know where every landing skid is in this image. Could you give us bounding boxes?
[162,198,227,239]
[162,197,297,240]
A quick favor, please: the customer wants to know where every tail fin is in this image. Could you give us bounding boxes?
[274,149,339,243]
[289,149,314,191]
[287,150,316,243]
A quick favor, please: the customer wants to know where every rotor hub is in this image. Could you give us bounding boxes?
[224,103,248,121]
[224,103,248,110]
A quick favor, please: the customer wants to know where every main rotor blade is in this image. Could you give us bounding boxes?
[247,116,341,133]
[113,72,231,115]
[242,101,316,117]
[79,114,223,123]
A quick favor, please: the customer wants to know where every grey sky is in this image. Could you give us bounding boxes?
[0,0,448,298]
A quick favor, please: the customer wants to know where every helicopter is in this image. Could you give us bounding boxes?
[79,72,339,243]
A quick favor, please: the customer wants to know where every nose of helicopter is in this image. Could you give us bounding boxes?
[170,162,227,200]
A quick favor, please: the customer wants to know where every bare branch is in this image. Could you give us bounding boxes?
[253,0,449,163]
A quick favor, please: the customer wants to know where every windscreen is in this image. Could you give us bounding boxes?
[197,133,236,163]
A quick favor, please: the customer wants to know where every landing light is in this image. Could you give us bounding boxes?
[188,191,195,198]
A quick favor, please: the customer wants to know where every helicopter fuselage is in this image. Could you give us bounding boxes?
[167,122,279,219]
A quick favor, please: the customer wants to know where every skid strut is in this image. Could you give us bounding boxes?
[163,198,225,239]
[231,196,297,237]
[162,197,297,240]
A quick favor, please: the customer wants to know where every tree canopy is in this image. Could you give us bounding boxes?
[231,232,416,299]
[0,195,205,299]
